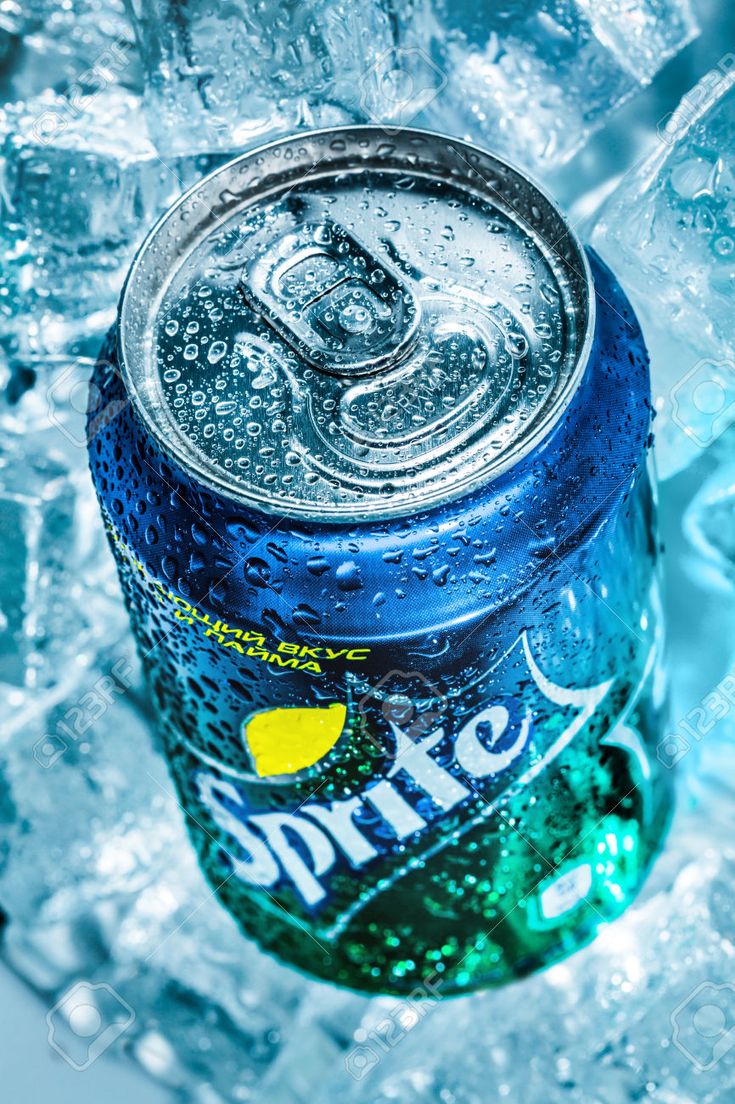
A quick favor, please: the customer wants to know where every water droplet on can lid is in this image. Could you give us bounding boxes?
[119,127,593,521]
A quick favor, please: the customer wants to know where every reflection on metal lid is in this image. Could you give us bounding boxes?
[120,126,593,520]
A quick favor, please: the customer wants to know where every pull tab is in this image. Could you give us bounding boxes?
[239,220,420,377]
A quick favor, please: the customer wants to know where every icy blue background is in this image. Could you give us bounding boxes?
[0,963,168,1102]
[3,1,735,1102]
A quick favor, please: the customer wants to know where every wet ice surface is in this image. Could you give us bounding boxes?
[0,87,228,358]
[2,0,735,1101]
[0,355,129,731]
[0,88,156,350]
[408,0,699,170]
[123,0,698,167]
[124,0,395,157]
[591,63,735,480]
[0,0,139,128]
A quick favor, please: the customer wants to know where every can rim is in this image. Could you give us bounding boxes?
[118,124,595,523]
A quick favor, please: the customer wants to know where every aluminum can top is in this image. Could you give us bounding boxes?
[119,126,594,521]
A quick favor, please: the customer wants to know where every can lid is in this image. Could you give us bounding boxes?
[120,127,594,521]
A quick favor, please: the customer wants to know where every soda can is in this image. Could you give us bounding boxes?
[88,126,672,995]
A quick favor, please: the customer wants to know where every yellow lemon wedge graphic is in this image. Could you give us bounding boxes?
[244,702,347,777]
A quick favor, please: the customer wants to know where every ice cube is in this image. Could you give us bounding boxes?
[0,87,154,348]
[591,62,735,479]
[404,0,699,173]
[0,662,171,990]
[683,456,735,586]
[0,87,227,354]
[0,0,138,104]
[0,655,365,1093]
[0,357,128,721]
[0,0,128,42]
[326,848,735,1104]
[123,0,396,156]
[0,443,76,691]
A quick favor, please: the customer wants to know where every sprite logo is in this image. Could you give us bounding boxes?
[193,633,614,934]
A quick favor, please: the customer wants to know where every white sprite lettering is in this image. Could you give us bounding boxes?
[302,796,378,867]
[363,779,427,838]
[249,812,336,907]
[193,633,617,916]
[387,723,471,810]
[196,774,279,889]
[454,705,531,778]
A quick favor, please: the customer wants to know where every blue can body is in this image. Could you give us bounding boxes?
[88,248,672,992]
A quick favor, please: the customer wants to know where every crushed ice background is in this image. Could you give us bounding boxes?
[3,1,735,1101]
